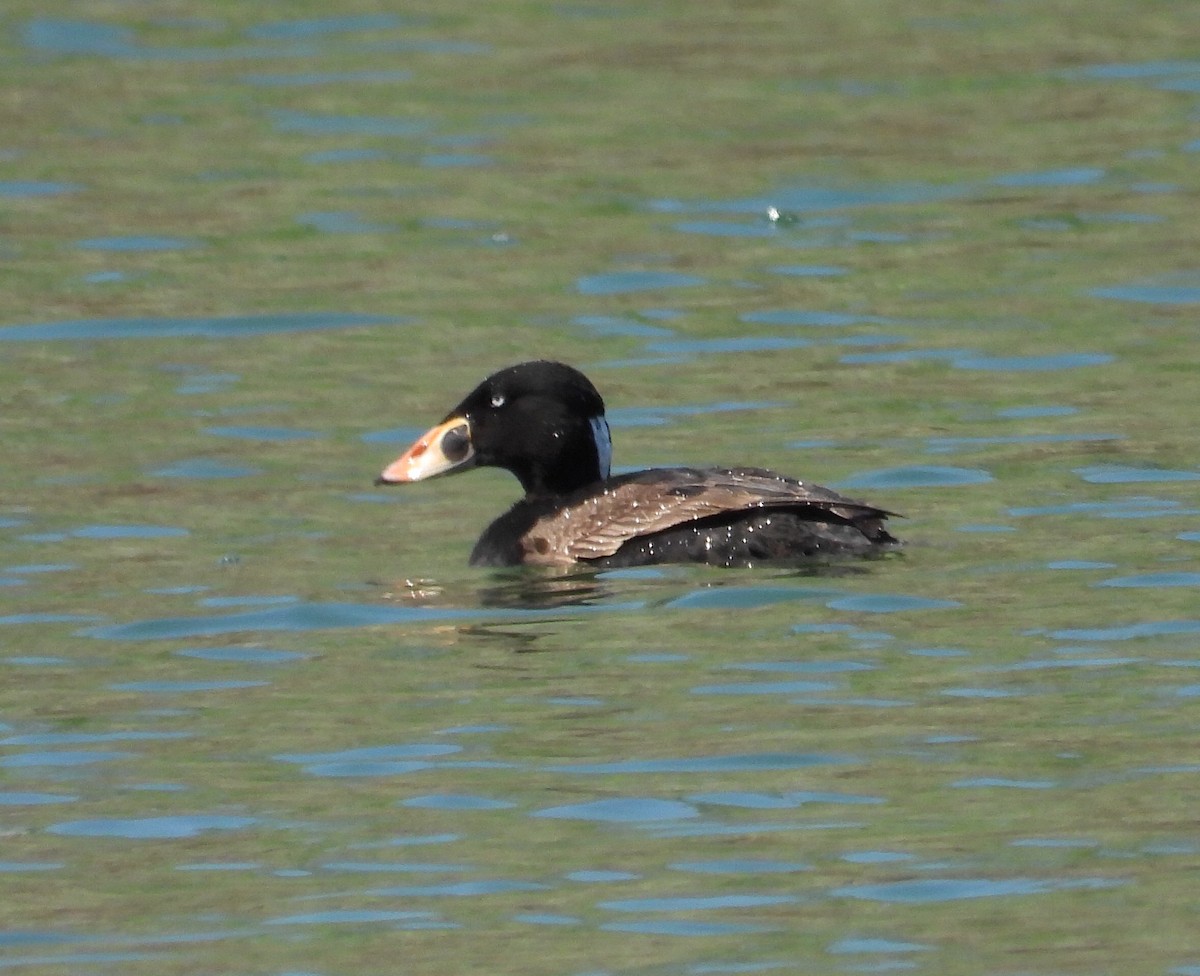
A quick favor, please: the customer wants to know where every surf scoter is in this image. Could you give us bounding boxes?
[375,361,900,567]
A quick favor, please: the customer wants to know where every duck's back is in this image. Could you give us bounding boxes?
[470,467,899,568]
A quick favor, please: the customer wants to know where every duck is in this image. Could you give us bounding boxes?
[375,360,900,568]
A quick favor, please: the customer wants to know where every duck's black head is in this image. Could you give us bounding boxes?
[377,360,612,497]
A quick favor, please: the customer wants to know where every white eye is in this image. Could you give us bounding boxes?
[490,393,506,408]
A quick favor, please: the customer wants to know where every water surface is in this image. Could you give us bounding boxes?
[1,3,1196,975]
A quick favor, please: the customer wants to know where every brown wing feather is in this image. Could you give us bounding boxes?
[519,467,895,565]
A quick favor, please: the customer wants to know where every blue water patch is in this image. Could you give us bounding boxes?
[648,180,968,216]
[1,612,104,626]
[546,753,849,774]
[175,862,262,872]
[1,731,189,745]
[149,459,261,479]
[740,310,888,327]
[75,235,199,252]
[1067,60,1200,81]
[435,724,511,735]
[837,465,993,489]
[840,851,915,864]
[608,400,781,428]
[686,790,880,809]
[175,373,239,394]
[80,598,641,640]
[82,602,475,639]
[1090,272,1200,304]
[576,270,706,295]
[72,524,188,539]
[532,798,699,822]
[647,335,812,356]
[996,404,1079,419]
[1098,572,1200,588]
[645,819,865,839]
[421,153,493,168]
[275,743,461,777]
[22,17,252,59]
[1065,620,1200,644]
[600,894,797,912]
[1011,837,1100,849]
[601,919,775,936]
[768,264,848,277]
[296,210,393,234]
[366,879,548,897]
[0,862,66,872]
[671,859,809,876]
[673,220,781,238]
[691,679,839,696]
[571,314,677,339]
[175,647,307,664]
[827,594,962,613]
[828,938,929,954]
[3,656,78,666]
[198,596,300,608]
[0,792,77,805]
[401,794,515,810]
[666,586,835,611]
[1075,464,1200,483]
[839,347,969,366]
[0,312,404,341]
[1012,497,1189,518]
[48,814,259,839]
[951,352,1114,371]
[941,687,1018,699]
[0,180,84,197]
[361,426,427,445]
[833,876,1121,903]
[265,908,438,926]
[321,861,470,873]
[992,167,1106,187]
[244,14,409,40]
[924,432,1119,453]
[269,109,432,137]
[110,680,269,693]
[952,777,1057,789]
[306,147,392,164]
[724,660,874,673]
[840,347,1113,370]
[514,913,580,926]
[566,869,640,882]
[242,69,413,87]
[989,654,1141,672]
[0,750,132,768]
[352,833,460,849]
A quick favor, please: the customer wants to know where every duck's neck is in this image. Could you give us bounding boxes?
[514,415,612,498]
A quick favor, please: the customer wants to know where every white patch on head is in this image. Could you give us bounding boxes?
[589,415,612,479]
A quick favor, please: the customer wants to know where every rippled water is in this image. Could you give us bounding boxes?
[3,3,1199,975]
